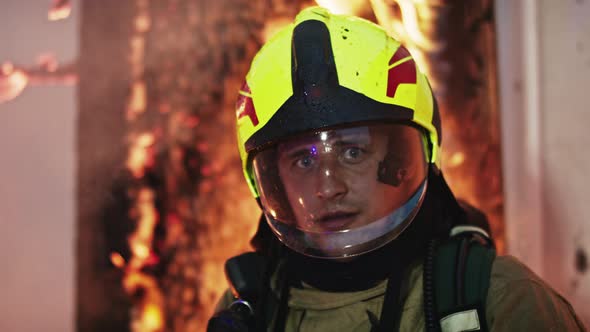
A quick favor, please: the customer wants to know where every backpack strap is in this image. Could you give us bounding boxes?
[431,226,496,332]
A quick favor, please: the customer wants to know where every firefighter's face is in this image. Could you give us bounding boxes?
[276,126,425,233]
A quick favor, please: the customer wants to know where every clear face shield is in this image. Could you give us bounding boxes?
[251,124,429,259]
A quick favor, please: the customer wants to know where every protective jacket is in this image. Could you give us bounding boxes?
[215,255,586,331]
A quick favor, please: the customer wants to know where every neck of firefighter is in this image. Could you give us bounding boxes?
[288,181,434,292]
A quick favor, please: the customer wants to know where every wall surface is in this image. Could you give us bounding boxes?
[0,1,78,331]
[497,0,590,325]
[539,0,590,322]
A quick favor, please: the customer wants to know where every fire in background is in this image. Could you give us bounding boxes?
[75,1,502,331]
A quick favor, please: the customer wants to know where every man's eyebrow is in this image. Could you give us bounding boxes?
[331,139,367,146]
[331,135,370,145]
[279,145,317,158]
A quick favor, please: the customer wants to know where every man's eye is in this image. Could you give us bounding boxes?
[295,156,314,168]
[342,147,364,161]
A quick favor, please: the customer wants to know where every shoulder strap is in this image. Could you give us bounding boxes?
[431,226,496,332]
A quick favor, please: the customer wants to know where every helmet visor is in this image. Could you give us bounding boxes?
[252,124,428,258]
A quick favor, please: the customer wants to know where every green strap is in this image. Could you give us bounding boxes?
[433,234,496,331]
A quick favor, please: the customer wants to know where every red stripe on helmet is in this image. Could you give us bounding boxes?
[388,45,412,65]
[386,47,416,98]
[236,82,259,126]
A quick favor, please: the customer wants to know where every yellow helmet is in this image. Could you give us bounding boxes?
[236,7,442,258]
[237,7,441,199]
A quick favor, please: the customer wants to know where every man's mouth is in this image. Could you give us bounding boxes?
[317,211,358,231]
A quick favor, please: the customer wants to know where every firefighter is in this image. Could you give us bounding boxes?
[209,7,585,332]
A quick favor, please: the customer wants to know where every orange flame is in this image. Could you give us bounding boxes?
[1,62,14,75]
[126,133,156,179]
[0,64,29,104]
[48,0,72,21]
[110,252,126,269]
[127,81,147,121]
[125,272,165,332]
[139,303,165,332]
[122,185,164,331]
[128,187,158,269]
[135,14,151,33]
[315,0,367,15]
[122,1,166,330]
[37,53,59,73]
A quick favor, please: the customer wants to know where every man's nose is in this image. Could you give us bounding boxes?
[315,165,348,200]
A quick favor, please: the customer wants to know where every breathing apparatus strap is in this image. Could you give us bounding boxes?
[427,226,496,332]
[377,254,414,332]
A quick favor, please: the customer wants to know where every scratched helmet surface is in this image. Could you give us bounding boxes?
[236,7,442,258]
